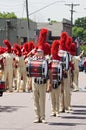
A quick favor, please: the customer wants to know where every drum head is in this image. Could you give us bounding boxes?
[58,50,66,57]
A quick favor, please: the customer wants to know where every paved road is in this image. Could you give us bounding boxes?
[0,72,86,130]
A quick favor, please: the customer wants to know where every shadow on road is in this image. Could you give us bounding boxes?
[0,105,28,112]
[61,115,86,119]
[48,122,76,126]
[48,122,86,126]
[72,105,86,108]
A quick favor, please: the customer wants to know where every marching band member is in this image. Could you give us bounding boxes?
[14,44,27,92]
[65,36,73,111]
[58,32,71,113]
[27,28,50,123]
[70,43,84,92]
[2,40,15,92]
[23,41,36,92]
[49,40,62,117]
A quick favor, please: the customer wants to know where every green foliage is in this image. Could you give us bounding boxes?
[51,20,57,23]
[73,17,86,42]
[74,17,86,29]
[72,26,84,39]
[0,12,17,18]
[21,17,34,22]
[83,30,86,41]
[80,45,86,56]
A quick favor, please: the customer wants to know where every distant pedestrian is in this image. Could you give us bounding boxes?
[83,57,86,73]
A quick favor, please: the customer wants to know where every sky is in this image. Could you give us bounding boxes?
[0,0,86,23]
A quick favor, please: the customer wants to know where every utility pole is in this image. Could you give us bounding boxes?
[65,3,80,26]
[26,0,30,41]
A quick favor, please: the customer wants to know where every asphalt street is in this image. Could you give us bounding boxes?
[0,72,86,130]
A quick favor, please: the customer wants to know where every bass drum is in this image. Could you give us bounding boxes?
[26,59,48,78]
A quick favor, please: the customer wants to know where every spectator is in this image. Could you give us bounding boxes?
[83,57,86,73]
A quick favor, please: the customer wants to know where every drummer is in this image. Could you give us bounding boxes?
[48,40,62,117]
[28,28,50,123]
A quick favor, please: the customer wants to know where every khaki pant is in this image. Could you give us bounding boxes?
[32,81,46,120]
[4,66,13,91]
[59,70,71,111]
[16,67,27,91]
[50,85,61,114]
[72,69,79,90]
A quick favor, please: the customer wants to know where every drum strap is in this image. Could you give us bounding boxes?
[52,80,61,89]
[34,78,47,84]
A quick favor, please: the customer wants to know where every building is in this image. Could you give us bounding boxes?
[0,18,37,46]
[37,18,72,44]
[0,18,72,46]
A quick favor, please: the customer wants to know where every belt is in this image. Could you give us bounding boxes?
[34,78,46,84]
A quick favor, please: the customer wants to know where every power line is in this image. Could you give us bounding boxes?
[65,3,80,26]
[29,0,65,16]
[21,0,26,18]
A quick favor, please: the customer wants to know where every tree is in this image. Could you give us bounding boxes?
[72,26,84,39]
[83,30,86,41]
[73,17,86,42]
[74,17,86,29]
[0,12,17,18]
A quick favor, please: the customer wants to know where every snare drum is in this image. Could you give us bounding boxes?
[26,59,48,78]
[51,60,62,88]
[51,60,62,81]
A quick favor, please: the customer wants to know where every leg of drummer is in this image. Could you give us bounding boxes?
[16,68,21,92]
[55,86,60,116]
[25,77,30,92]
[59,82,64,112]
[8,68,13,92]
[72,70,79,91]
[50,89,56,116]
[32,80,40,122]
[21,68,27,92]
[67,69,72,111]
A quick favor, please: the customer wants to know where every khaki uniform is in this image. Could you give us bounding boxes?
[32,77,47,121]
[59,69,72,112]
[72,56,80,91]
[16,56,27,92]
[50,84,61,116]
[3,52,14,92]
